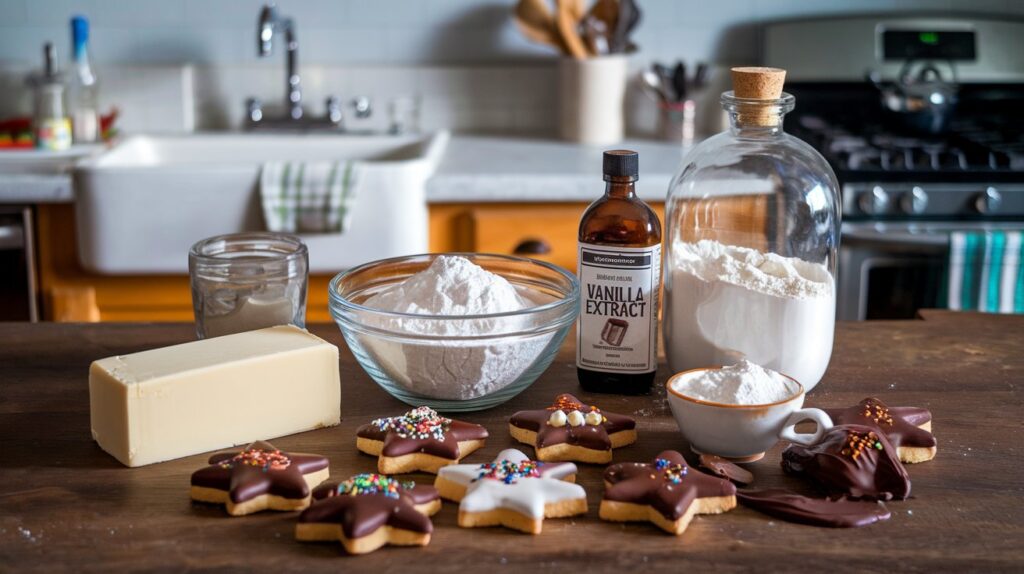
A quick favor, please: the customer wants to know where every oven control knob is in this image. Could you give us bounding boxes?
[900,186,929,215]
[974,187,1002,214]
[858,186,890,215]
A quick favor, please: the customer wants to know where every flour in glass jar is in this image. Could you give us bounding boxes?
[665,239,835,391]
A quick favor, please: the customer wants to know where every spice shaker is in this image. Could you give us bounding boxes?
[663,67,840,392]
[29,43,72,151]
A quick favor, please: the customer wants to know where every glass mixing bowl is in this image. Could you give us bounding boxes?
[328,253,579,412]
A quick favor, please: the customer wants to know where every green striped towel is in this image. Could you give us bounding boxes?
[260,160,361,234]
[946,230,1024,313]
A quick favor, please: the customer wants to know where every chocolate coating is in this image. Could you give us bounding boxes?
[737,489,891,528]
[356,417,488,460]
[824,397,936,449]
[313,481,439,507]
[604,450,736,520]
[298,485,435,539]
[190,440,328,504]
[510,393,636,452]
[782,424,911,501]
[698,454,754,485]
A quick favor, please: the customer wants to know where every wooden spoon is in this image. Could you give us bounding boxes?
[514,0,565,53]
[555,0,589,59]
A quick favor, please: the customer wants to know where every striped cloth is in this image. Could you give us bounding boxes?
[260,160,361,234]
[946,230,1024,313]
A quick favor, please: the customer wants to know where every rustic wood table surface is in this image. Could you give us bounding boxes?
[1,310,1022,573]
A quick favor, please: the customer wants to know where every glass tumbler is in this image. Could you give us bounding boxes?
[189,233,308,339]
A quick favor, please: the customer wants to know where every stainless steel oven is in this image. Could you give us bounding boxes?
[839,220,1022,320]
[765,15,1024,320]
[0,205,39,321]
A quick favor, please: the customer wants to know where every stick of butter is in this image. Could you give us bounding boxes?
[89,325,340,467]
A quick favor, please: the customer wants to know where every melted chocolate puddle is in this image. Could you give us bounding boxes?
[737,489,891,528]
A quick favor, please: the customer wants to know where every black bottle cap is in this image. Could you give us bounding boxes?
[603,150,639,181]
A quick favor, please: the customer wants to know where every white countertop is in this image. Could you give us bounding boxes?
[0,136,690,204]
[425,135,689,203]
[0,145,103,204]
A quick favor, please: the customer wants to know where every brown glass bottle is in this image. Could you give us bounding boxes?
[576,150,662,394]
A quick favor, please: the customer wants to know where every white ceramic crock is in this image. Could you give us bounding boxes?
[666,367,834,462]
[558,55,628,145]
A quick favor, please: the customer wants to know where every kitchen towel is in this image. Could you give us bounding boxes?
[260,160,361,234]
[946,230,1024,313]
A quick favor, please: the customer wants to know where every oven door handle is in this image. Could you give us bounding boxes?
[842,226,950,247]
[0,221,25,250]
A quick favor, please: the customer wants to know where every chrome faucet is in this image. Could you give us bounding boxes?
[257,4,302,120]
[246,3,373,131]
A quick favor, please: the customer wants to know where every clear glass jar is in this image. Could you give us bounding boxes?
[663,90,840,392]
[189,233,308,339]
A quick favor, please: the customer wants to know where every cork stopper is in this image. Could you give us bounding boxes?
[730,67,787,127]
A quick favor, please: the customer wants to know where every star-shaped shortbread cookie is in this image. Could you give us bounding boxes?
[356,406,488,474]
[190,440,329,516]
[434,448,586,534]
[600,450,736,535]
[296,474,440,555]
[824,397,936,463]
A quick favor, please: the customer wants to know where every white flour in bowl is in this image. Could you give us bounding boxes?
[672,360,796,405]
[664,239,835,391]
[361,256,553,401]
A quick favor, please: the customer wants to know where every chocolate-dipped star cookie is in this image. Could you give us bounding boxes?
[824,397,937,463]
[600,450,736,535]
[509,393,637,463]
[296,474,440,555]
[356,406,488,474]
[434,448,587,534]
[782,424,911,501]
[190,441,329,516]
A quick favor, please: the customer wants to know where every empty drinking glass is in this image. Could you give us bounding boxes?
[189,233,308,339]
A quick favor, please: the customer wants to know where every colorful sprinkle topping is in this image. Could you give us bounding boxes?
[335,474,414,498]
[547,395,600,413]
[371,406,451,441]
[861,401,895,426]
[474,459,541,484]
[219,448,291,472]
[654,458,688,484]
[841,430,884,460]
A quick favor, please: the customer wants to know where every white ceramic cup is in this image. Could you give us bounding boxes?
[559,55,628,145]
[665,367,833,462]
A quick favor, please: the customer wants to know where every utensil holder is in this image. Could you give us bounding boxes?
[658,100,696,146]
[559,55,628,145]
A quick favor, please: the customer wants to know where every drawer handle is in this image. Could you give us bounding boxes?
[513,238,552,255]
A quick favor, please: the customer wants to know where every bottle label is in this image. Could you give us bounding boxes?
[576,243,661,374]
[36,118,72,151]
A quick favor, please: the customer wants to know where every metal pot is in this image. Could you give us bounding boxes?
[869,59,959,135]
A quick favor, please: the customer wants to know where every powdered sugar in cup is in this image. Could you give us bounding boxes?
[666,361,833,462]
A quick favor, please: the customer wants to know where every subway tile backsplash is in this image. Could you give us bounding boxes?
[0,0,1020,134]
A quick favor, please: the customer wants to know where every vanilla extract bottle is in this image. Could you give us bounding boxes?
[576,150,662,394]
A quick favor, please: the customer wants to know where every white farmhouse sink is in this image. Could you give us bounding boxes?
[74,131,448,274]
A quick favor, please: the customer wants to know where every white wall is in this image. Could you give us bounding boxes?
[1,0,1021,66]
[1,0,1020,134]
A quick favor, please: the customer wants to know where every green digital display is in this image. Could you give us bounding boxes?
[882,30,976,61]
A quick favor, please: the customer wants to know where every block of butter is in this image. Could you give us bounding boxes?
[89,325,340,467]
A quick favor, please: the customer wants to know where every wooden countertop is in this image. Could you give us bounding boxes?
[1,310,1022,572]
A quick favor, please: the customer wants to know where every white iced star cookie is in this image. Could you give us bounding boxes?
[433,448,587,534]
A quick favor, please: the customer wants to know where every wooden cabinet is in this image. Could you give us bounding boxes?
[429,202,665,271]
[37,201,664,322]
